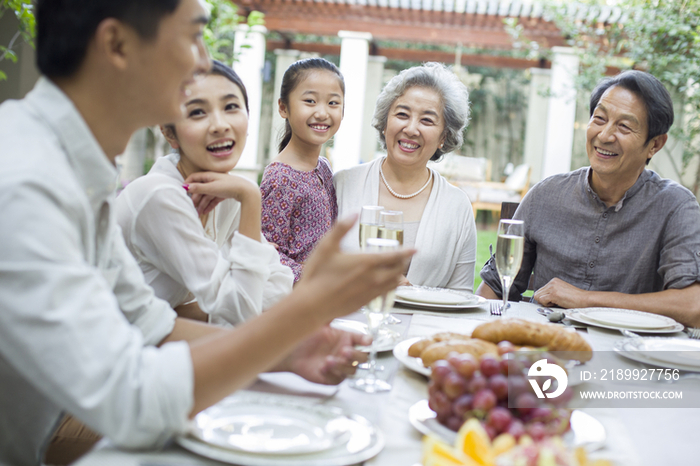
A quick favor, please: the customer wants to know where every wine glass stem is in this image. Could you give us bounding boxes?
[502,278,511,312]
[367,323,379,378]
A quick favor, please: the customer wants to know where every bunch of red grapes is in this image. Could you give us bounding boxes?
[428,342,574,441]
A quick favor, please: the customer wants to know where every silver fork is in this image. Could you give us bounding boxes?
[490,301,502,316]
[684,327,700,339]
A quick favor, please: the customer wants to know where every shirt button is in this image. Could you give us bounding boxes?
[595,236,600,243]
[589,261,595,268]
[696,252,700,257]
[602,212,608,218]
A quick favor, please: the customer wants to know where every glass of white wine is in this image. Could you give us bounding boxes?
[378,210,403,245]
[379,210,403,325]
[348,237,400,393]
[359,206,384,249]
[495,219,524,314]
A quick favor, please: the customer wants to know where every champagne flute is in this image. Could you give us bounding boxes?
[378,210,403,325]
[359,206,384,249]
[378,210,404,245]
[495,219,524,314]
[348,237,400,393]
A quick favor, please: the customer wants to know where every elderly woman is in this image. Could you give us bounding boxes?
[334,62,476,292]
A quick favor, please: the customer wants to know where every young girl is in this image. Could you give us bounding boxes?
[115,60,293,327]
[260,58,345,282]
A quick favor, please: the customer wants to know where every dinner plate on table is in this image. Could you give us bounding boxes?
[408,399,606,452]
[393,337,431,377]
[394,286,487,311]
[330,319,402,353]
[567,308,684,334]
[177,391,384,466]
[614,338,700,372]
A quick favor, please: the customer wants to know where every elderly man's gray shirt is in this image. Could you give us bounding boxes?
[481,167,700,300]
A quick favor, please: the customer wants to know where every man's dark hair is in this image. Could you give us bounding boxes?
[36,0,181,78]
[589,70,674,146]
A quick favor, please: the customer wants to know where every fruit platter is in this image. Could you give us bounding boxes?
[402,318,608,466]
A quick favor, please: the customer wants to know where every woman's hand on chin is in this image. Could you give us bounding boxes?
[185,171,261,210]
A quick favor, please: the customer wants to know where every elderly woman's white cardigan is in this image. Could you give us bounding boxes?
[333,157,477,292]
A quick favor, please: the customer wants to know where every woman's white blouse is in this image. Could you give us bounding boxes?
[116,154,294,326]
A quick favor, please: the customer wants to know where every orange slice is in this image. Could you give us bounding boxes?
[422,434,473,466]
[454,419,495,466]
[491,433,516,456]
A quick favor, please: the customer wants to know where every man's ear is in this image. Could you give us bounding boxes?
[92,18,136,71]
[160,125,179,149]
[278,98,288,119]
[647,133,668,162]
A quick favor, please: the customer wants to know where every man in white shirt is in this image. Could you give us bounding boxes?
[0,1,413,465]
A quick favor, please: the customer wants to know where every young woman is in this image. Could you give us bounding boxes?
[260,58,345,282]
[334,63,477,292]
[116,60,293,326]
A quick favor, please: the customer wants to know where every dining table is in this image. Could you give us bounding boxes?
[72,299,700,466]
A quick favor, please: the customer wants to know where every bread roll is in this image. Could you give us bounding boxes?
[407,332,471,358]
[471,318,592,361]
[420,339,499,367]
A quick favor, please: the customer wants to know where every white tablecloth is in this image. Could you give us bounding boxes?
[72,301,700,466]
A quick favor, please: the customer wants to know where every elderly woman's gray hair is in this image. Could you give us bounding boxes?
[372,62,470,161]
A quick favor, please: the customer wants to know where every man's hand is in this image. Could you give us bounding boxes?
[298,215,416,319]
[533,278,589,308]
[398,275,411,287]
[280,326,371,385]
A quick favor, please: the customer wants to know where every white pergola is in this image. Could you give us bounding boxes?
[232,0,626,181]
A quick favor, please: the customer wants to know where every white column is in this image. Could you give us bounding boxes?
[361,55,386,163]
[232,25,267,177]
[541,47,579,179]
[523,68,551,184]
[332,31,372,172]
[268,49,301,162]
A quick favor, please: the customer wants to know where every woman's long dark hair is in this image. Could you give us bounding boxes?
[278,58,345,153]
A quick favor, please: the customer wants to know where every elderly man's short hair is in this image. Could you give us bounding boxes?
[372,62,470,161]
[589,70,674,145]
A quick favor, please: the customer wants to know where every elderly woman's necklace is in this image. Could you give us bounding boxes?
[379,164,431,199]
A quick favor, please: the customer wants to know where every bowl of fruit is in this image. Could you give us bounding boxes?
[426,347,574,440]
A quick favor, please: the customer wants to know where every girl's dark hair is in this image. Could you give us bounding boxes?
[164,60,248,137]
[278,58,345,153]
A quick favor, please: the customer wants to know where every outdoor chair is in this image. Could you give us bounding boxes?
[467,164,531,219]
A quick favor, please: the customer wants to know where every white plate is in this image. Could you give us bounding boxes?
[573,308,677,330]
[394,286,487,311]
[330,319,402,353]
[567,311,684,334]
[188,391,351,455]
[396,288,472,305]
[408,400,605,452]
[393,337,431,377]
[614,338,700,372]
[177,393,384,466]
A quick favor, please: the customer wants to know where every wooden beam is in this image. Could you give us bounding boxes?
[241,0,567,50]
[266,40,551,70]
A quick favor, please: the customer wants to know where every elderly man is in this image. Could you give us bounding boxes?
[0,1,412,465]
[478,70,700,327]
